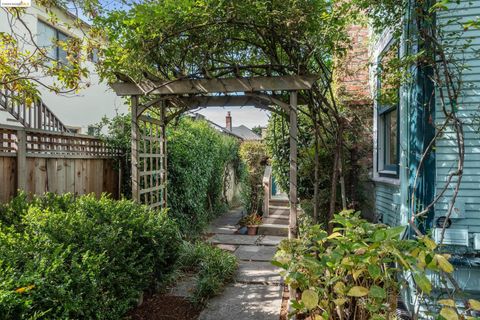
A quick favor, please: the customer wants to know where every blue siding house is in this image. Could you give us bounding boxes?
[371,0,480,303]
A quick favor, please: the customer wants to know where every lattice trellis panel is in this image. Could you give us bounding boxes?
[132,98,167,209]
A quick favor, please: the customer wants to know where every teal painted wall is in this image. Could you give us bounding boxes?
[434,0,480,236]
[375,183,400,226]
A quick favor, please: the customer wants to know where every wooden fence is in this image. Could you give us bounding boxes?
[0,124,120,203]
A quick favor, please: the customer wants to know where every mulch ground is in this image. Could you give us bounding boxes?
[126,294,201,320]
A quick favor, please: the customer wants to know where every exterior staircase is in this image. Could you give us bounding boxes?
[258,195,290,237]
[0,89,70,132]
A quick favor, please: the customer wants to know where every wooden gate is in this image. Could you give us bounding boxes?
[131,97,167,209]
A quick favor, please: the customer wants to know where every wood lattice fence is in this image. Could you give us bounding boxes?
[0,124,120,203]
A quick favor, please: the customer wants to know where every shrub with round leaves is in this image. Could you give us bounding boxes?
[273,210,480,319]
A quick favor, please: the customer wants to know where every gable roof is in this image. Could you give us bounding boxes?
[231,125,262,141]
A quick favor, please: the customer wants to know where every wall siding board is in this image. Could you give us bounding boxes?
[375,183,400,226]
[434,0,480,236]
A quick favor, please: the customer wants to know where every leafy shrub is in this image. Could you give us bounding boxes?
[239,141,267,214]
[168,118,242,235]
[273,210,480,319]
[97,115,243,236]
[0,193,181,320]
[177,241,237,306]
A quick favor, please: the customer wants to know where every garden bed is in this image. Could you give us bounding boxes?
[127,294,200,320]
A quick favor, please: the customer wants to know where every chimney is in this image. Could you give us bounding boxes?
[226,111,232,131]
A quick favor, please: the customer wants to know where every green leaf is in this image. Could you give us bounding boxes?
[368,264,382,279]
[385,225,406,239]
[301,289,319,310]
[440,307,459,320]
[413,273,432,294]
[347,286,369,297]
[369,285,386,299]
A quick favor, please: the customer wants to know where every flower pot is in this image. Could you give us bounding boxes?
[247,225,258,235]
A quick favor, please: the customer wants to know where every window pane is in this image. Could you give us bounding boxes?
[57,32,69,64]
[37,21,56,60]
[387,110,398,166]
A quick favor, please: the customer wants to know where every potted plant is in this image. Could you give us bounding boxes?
[240,213,262,235]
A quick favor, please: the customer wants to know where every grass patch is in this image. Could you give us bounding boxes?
[176,241,238,306]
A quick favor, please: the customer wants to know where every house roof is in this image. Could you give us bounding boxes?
[231,125,262,141]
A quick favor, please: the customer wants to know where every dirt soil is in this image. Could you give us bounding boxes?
[127,294,201,320]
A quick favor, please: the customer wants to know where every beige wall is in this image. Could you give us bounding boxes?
[0,3,128,133]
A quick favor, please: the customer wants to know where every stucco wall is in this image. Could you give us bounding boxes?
[0,3,127,133]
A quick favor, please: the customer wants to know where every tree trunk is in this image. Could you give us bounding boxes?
[328,125,343,233]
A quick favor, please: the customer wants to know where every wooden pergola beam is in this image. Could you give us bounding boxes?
[110,75,318,96]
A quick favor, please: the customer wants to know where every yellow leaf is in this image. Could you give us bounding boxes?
[334,298,347,306]
[327,232,342,239]
[352,269,365,281]
[440,307,458,320]
[333,282,346,294]
[436,254,454,273]
[15,285,34,294]
[438,299,455,307]
[468,299,480,311]
[347,286,369,297]
[422,236,437,250]
[301,289,319,310]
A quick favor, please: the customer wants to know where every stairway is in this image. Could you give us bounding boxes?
[258,195,290,237]
[0,89,70,132]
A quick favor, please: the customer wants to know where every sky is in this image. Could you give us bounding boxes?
[196,106,270,129]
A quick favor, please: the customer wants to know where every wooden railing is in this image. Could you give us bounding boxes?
[0,89,70,132]
[0,124,120,203]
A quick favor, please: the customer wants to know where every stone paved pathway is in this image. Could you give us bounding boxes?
[199,207,286,320]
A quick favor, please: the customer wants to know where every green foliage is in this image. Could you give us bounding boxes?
[239,213,263,226]
[176,241,237,306]
[266,111,334,213]
[96,115,243,236]
[0,193,181,320]
[97,0,353,82]
[167,118,242,235]
[273,210,467,319]
[239,141,267,215]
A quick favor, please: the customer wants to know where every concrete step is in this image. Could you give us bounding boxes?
[269,207,289,216]
[269,198,289,207]
[258,224,289,237]
[262,216,289,225]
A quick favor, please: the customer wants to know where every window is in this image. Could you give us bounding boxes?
[377,41,400,176]
[88,48,99,63]
[37,20,71,64]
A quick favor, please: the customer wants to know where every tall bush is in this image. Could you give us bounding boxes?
[239,141,267,215]
[0,194,181,320]
[167,118,242,234]
[97,115,243,235]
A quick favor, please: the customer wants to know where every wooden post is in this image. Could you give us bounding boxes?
[289,91,298,239]
[160,101,168,208]
[16,129,27,192]
[131,96,140,202]
[262,165,272,217]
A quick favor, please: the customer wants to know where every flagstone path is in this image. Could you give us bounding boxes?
[199,207,286,320]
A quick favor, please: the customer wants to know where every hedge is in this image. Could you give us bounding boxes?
[0,193,181,320]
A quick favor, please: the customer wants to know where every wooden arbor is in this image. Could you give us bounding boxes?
[110,75,318,238]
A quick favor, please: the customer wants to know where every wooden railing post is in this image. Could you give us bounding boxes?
[131,96,140,202]
[16,129,27,192]
[289,91,298,239]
